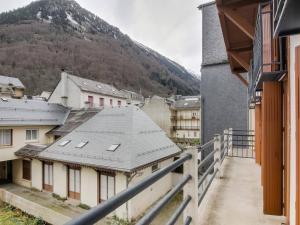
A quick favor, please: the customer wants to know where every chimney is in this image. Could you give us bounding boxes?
[61,69,68,107]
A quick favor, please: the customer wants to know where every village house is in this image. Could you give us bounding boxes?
[0,75,25,99]
[142,95,201,146]
[0,98,69,186]
[120,89,144,106]
[48,71,127,109]
[11,106,181,221]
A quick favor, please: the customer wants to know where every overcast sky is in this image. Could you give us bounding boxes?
[0,0,213,75]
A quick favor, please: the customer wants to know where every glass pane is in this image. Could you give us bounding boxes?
[32,130,38,140]
[44,164,49,184]
[26,130,31,140]
[49,165,53,185]
[75,170,80,193]
[69,169,75,192]
[107,176,115,199]
[101,175,107,201]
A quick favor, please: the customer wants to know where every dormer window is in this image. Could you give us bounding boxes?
[1,97,8,102]
[76,141,88,148]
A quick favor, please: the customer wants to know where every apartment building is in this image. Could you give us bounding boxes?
[49,71,127,109]
[171,96,201,145]
[216,0,300,224]
[0,99,69,185]
[15,106,180,220]
[0,75,25,99]
[142,95,201,146]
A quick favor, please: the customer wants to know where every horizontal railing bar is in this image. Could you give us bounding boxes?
[136,175,192,225]
[198,148,218,169]
[198,139,214,152]
[65,153,192,225]
[165,196,191,225]
[183,216,192,225]
[198,159,218,189]
[198,169,219,206]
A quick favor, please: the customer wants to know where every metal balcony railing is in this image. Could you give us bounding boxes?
[65,154,194,225]
[248,2,287,105]
[173,126,200,131]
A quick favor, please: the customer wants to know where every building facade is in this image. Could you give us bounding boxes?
[199,2,248,143]
[0,99,69,185]
[142,95,201,146]
[216,0,300,224]
[49,72,127,109]
[0,75,25,99]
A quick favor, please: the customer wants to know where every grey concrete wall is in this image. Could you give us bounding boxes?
[200,3,248,143]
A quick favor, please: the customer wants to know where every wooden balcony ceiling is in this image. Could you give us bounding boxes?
[216,0,259,75]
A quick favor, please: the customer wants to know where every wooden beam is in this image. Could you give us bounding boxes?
[228,50,250,71]
[224,0,260,8]
[233,72,249,86]
[219,6,255,40]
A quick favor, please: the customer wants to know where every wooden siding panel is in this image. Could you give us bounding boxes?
[296,45,300,225]
[262,5,272,73]
[262,81,283,215]
[255,104,262,165]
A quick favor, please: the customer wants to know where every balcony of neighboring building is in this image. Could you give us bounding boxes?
[173,125,200,131]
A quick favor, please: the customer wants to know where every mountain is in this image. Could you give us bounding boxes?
[0,0,200,97]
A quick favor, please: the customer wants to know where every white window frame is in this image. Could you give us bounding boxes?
[25,129,39,142]
[0,129,12,146]
[100,173,115,202]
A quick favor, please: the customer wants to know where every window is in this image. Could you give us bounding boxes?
[107,144,120,152]
[22,160,31,180]
[110,99,113,106]
[68,168,80,200]
[43,162,53,192]
[118,100,121,106]
[88,96,94,108]
[152,163,159,173]
[76,141,88,148]
[194,132,197,137]
[26,129,38,141]
[100,173,115,202]
[99,98,104,107]
[0,129,12,146]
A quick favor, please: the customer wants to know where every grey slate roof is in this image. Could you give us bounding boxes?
[15,144,47,157]
[68,74,127,99]
[173,96,201,110]
[0,99,70,126]
[38,106,181,172]
[47,109,100,137]
[0,75,25,89]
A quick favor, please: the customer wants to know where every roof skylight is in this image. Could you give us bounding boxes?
[59,140,71,147]
[97,85,102,89]
[1,97,8,102]
[76,141,89,148]
[107,144,120,152]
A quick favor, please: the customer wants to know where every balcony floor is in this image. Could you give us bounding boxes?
[198,157,286,225]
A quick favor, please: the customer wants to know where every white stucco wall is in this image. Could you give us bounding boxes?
[31,159,43,191]
[53,162,67,198]
[288,34,300,225]
[80,91,126,108]
[0,126,54,162]
[127,159,173,219]
[115,172,128,219]
[81,167,98,207]
[142,98,172,137]
[48,77,81,108]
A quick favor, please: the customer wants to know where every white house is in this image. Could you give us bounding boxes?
[0,98,69,186]
[48,71,127,109]
[0,75,25,99]
[14,106,181,220]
